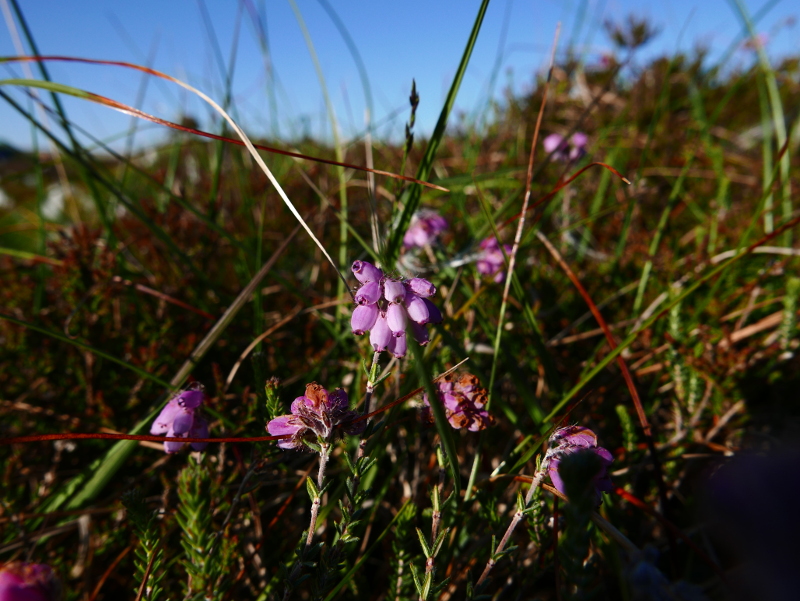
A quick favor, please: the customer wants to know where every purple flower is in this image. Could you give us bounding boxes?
[403,209,448,248]
[742,33,768,51]
[421,373,494,432]
[543,132,588,163]
[349,261,442,358]
[150,386,210,454]
[476,237,512,283]
[544,425,613,506]
[266,382,365,451]
[0,562,60,601]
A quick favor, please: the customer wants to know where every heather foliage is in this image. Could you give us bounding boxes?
[1,5,800,601]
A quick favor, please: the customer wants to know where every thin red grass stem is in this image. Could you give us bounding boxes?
[535,230,677,561]
[0,433,287,445]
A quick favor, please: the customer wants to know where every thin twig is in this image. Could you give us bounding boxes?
[475,469,547,589]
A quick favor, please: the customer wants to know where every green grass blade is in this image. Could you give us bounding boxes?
[410,342,461,500]
[385,0,491,267]
[728,0,792,243]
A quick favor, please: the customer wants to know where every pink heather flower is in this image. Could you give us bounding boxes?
[543,132,588,163]
[742,33,768,51]
[421,373,494,432]
[349,261,442,358]
[476,237,512,283]
[0,562,60,601]
[150,386,210,454]
[403,209,448,248]
[544,425,613,506]
[266,382,364,451]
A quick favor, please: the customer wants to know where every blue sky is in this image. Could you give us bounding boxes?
[0,0,796,151]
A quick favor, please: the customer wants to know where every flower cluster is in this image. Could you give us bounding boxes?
[421,373,494,432]
[150,387,210,454]
[0,562,60,601]
[350,260,442,358]
[544,425,613,506]
[476,237,512,283]
[267,382,364,451]
[403,209,448,248]
[543,132,588,163]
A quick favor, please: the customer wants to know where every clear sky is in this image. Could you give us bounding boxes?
[0,0,796,152]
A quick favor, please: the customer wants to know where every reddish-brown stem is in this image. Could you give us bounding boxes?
[535,230,676,559]
[3,55,447,192]
[475,470,546,589]
[0,433,287,445]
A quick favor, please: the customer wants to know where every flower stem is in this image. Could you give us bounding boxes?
[474,469,545,590]
[283,442,331,600]
[362,350,381,417]
[306,442,330,547]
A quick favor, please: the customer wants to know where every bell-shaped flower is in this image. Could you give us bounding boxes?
[352,260,384,284]
[266,382,364,451]
[421,373,494,432]
[349,260,442,357]
[0,562,60,601]
[386,303,408,336]
[354,281,381,305]
[403,209,448,248]
[370,313,393,351]
[544,425,613,506]
[351,304,379,335]
[150,386,210,454]
[543,132,588,163]
[476,237,512,283]
[407,278,436,297]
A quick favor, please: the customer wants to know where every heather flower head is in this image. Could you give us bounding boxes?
[403,209,448,248]
[742,33,768,51]
[0,562,61,601]
[544,425,613,506]
[350,260,442,358]
[543,132,589,163]
[476,237,512,283]
[421,373,494,432]
[266,382,364,451]
[150,385,210,454]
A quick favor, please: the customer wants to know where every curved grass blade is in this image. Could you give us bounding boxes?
[0,56,445,191]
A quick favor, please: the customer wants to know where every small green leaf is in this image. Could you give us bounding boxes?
[306,477,319,500]
[416,527,432,558]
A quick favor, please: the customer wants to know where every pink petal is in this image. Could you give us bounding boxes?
[370,314,392,351]
[386,303,408,334]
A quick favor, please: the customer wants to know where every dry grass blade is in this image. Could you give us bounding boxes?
[499,24,561,323]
